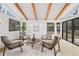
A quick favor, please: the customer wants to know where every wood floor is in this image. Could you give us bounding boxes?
[0,48,4,53]
[59,39,79,56]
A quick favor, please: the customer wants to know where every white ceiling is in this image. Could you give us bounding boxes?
[35,3,48,20]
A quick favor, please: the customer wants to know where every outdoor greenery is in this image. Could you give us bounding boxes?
[74,19,79,30]
[18,23,26,32]
[22,23,26,32]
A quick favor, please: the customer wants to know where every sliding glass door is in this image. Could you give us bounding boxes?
[62,17,79,46]
[62,22,66,40]
[67,21,72,42]
[73,18,79,45]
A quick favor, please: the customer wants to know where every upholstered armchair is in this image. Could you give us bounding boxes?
[41,35,60,56]
[1,36,23,56]
[19,32,30,41]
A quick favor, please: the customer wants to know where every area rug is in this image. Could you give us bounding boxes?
[0,43,62,56]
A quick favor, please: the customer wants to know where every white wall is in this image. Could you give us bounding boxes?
[26,20,47,39]
[0,12,25,48]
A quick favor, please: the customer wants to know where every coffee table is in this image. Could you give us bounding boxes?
[27,38,40,48]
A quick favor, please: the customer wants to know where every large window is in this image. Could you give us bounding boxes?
[0,4,18,18]
[56,23,60,34]
[0,4,5,13]
[47,23,54,32]
[47,23,54,39]
[67,21,72,42]
[62,17,79,46]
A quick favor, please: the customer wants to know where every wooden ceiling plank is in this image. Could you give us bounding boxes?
[55,3,70,20]
[32,3,37,20]
[14,3,28,20]
[45,3,52,20]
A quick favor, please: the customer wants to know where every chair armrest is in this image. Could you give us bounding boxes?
[12,39,20,41]
[42,40,52,45]
[26,35,30,37]
[8,41,22,46]
[12,39,23,42]
[24,35,30,39]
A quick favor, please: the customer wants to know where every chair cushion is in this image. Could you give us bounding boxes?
[24,36,30,39]
[42,40,53,44]
[7,42,21,49]
[43,42,53,50]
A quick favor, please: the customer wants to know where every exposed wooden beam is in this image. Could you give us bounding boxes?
[45,3,52,20]
[55,3,70,20]
[32,3,37,20]
[14,3,28,20]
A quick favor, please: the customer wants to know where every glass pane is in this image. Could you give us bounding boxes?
[74,18,79,45]
[47,23,54,40]
[62,22,66,40]
[65,7,78,17]
[0,4,5,13]
[57,23,60,34]
[67,21,72,42]
[47,23,54,33]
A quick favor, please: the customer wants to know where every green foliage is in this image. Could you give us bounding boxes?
[18,23,26,32]
[21,23,26,32]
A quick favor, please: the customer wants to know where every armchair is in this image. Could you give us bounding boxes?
[19,32,30,41]
[41,35,60,56]
[1,36,23,56]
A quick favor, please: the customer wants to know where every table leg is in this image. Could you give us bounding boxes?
[32,43,33,49]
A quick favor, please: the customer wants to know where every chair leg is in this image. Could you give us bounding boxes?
[20,46,23,52]
[58,41,60,52]
[54,47,56,56]
[3,47,6,56]
[41,45,43,52]
[41,42,44,52]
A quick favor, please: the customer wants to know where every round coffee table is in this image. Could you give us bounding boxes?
[27,39,40,48]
